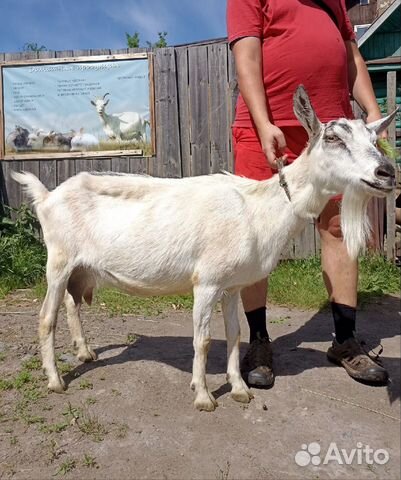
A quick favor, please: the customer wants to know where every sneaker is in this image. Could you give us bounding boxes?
[241,334,274,387]
[327,337,389,385]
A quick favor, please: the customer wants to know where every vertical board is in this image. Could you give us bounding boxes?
[227,49,238,173]
[385,71,397,260]
[39,160,57,191]
[176,47,191,177]
[154,48,181,178]
[111,157,129,173]
[188,46,210,176]
[130,157,148,174]
[294,221,317,258]
[92,158,112,172]
[208,43,229,173]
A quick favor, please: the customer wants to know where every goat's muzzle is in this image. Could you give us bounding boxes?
[362,158,396,194]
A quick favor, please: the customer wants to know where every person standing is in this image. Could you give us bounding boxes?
[226,0,389,387]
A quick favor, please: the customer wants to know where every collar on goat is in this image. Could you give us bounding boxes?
[277,157,291,201]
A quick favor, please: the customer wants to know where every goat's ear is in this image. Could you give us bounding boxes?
[366,108,398,136]
[293,85,322,137]
[104,100,109,106]
[90,100,96,106]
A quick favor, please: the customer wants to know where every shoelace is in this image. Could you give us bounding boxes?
[360,340,384,365]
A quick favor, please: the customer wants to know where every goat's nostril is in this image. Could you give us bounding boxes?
[375,165,395,179]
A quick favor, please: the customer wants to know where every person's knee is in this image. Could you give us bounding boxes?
[318,213,343,240]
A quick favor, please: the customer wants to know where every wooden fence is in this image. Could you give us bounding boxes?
[0,40,398,259]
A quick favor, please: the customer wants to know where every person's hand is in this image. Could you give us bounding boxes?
[258,123,288,168]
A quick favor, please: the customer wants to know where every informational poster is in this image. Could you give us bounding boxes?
[1,54,154,159]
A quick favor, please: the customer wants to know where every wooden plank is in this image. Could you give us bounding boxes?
[188,46,210,176]
[2,160,23,211]
[2,52,147,66]
[294,221,317,259]
[111,157,130,173]
[92,157,112,172]
[0,52,5,160]
[208,42,229,173]
[39,160,57,191]
[176,47,191,177]
[154,47,181,178]
[75,159,93,174]
[385,71,397,260]
[130,157,148,174]
[227,48,238,173]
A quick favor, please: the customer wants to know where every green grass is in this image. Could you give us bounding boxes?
[268,254,399,309]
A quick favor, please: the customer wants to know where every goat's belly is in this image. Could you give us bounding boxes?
[99,269,193,296]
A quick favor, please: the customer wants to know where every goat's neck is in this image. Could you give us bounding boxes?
[282,151,334,219]
[98,109,111,125]
[245,152,333,267]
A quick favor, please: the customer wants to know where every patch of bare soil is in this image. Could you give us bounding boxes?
[0,292,399,479]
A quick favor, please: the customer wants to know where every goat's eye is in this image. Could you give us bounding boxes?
[325,135,338,143]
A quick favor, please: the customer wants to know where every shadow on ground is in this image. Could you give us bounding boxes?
[65,295,400,403]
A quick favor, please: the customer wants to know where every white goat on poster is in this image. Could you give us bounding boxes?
[90,93,146,141]
[13,86,396,411]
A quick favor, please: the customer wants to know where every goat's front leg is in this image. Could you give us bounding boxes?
[64,291,97,363]
[221,291,253,404]
[191,285,221,412]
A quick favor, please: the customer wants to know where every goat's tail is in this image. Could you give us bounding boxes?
[11,171,49,205]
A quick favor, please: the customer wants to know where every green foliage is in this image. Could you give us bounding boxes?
[377,138,400,161]
[126,32,140,48]
[23,42,47,52]
[55,459,76,476]
[126,31,168,48]
[146,31,168,48]
[0,205,46,298]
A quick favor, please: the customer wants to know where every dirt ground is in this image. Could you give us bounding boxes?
[0,292,399,480]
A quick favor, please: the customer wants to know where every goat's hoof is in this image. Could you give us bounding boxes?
[48,377,66,393]
[77,347,97,363]
[194,392,218,412]
[231,389,253,404]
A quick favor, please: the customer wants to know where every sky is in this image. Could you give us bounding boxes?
[0,0,227,53]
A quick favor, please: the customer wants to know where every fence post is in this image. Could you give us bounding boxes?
[386,71,397,261]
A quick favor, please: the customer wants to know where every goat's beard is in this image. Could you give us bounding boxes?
[340,186,372,260]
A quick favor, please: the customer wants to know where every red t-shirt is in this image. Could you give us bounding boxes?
[227,0,356,127]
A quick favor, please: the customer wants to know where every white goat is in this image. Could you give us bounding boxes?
[90,93,146,141]
[13,86,396,412]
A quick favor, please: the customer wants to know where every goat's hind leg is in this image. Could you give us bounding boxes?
[64,291,97,363]
[222,291,253,404]
[191,285,220,412]
[40,260,70,393]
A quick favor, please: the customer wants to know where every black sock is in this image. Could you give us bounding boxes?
[331,302,356,344]
[245,306,269,343]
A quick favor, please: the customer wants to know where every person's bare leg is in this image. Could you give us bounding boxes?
[240,278,274,387]
[318,199,388,384]
[241,279,267,312]
[318,200,357,308]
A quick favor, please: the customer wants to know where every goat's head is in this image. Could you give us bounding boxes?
[293,85,397,197]
[293,85,398,258]
[90,93,110,114]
